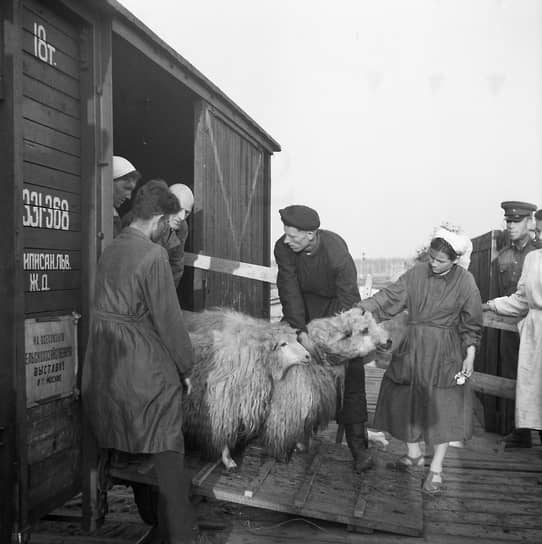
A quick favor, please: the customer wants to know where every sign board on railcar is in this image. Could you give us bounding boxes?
[24,314,80,407]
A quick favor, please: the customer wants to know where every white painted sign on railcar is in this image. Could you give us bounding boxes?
[24,314,80,406]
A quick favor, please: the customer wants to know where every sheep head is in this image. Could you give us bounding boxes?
[266,324,311,381]
[307,307,389,363]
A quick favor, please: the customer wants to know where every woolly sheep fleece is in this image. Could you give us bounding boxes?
[182,309,307,458]
[262,308,389,458]
[182,308,389,461]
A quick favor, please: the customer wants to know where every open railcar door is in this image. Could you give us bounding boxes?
[193,102,271,317]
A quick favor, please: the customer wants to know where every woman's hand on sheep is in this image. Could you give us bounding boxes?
[297,331,325,365]
[182,377,192,396]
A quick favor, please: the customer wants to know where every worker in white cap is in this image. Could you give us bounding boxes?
[155,183,194,287]
[112,156,141,237]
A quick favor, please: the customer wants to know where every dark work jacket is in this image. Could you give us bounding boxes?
[121,213,189,288]
[155,221,189,288]
[360,263,482,388]
[274,229,361,331]
[496,237,537,296]
[82,228,194,454]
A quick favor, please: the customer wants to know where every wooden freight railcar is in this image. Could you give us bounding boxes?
[0,1,280,540]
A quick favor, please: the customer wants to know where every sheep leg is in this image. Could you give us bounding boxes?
[294,428,312,453]
[221,446,238,472]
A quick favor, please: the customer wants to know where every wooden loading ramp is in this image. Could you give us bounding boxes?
[187,440,423,537]
[109,438,423,537]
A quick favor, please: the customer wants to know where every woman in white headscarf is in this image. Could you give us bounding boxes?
[359,229,482,494]
[433,223,473,270]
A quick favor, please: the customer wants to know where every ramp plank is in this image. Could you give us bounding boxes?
[190,440,423,537]
[293,449,323,509]
[244,459,275,498]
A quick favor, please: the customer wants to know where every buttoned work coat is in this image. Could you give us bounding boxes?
[493,249,542,430]
[274,230,361,329]
[361,263,483,444]
[82,227,194,453]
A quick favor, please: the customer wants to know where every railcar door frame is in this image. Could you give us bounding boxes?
[5,0,109,540]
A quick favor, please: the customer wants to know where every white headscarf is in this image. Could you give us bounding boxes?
[432,222,473,270]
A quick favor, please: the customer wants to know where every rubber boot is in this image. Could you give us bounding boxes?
[344,422,373,473]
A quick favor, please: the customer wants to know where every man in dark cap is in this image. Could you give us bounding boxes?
[495,200,537,447]
[274,205,373,472]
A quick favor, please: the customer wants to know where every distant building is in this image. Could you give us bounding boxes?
[354,257,409,288]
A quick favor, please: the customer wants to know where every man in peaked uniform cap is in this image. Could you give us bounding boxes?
[495,200,537,447]
[274,204,374,473]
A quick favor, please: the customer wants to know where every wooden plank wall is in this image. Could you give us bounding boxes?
[0,1,21,540]
[22,0,82,315]
[193,104,270,317]
[21,0,84,524]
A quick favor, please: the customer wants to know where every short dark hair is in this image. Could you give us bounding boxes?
[430,237,458,261]
[131,179,180,220]
[535,209,542,220]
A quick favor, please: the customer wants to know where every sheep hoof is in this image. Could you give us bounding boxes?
[368,430,389,449]
[223,459,238,472]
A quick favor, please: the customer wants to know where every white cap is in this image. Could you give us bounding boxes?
[169,184,194,211]
[433,225,472,269]
[113,156,137,180]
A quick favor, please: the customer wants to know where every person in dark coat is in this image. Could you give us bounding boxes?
[359,230,482,493]
[274,205,373,472]
[157,183,194,287]
[495,200,537,447]
[121,183,194,289]
[82,180,198,543]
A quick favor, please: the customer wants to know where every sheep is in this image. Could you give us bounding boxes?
[261,307,390,459]
[182,309,310,470]
[183,307,390,469]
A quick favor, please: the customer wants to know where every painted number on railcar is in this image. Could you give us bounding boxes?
[22,188,70,230]
[33,22,56,66]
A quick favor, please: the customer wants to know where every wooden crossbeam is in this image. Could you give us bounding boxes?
[192,460,220,488]
[471,371,515,400]
[483,311,519,332]
[184,252,277,284]
[244,459,275,498]
[293,451,323,509]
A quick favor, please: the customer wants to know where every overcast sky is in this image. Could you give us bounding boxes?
[119,0,542,259]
